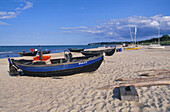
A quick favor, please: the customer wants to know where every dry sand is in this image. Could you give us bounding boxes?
[0,46,170,112]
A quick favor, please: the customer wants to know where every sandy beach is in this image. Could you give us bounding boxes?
[0,46,170,112]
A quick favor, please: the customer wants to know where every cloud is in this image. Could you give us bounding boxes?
[0,11,7,16]
[15,1,33,11]
[149,20,159,27]
[0,21,10,25]
[60,15,170,41]
[23,1,33,10]
[0,11,17,19]
[80,7,85,10]
[60,26,88,30]
[0,1,33,25]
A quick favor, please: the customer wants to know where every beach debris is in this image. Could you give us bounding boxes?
[96,69,170,90]
[116,77,170,83]
[120,85,139,102]
[138,69,170,72]
[137,69,170,77]
[96,78,170,90]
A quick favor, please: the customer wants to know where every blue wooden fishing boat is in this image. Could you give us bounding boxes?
[8,51,103,77]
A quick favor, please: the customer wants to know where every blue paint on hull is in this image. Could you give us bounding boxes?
[17,56,103,73]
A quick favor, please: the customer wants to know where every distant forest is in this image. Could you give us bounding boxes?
[88,34,170,45]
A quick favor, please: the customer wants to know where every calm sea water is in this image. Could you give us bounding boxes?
[0,45,108,59]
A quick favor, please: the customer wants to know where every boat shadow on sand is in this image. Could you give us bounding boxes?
[7,69,98,79]
[8,71,63,79]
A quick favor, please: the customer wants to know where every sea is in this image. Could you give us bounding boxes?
[0,45,111,59]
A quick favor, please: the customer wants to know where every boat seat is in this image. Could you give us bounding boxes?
[32,61,46,65]
[33,56,51,61]
[23,62,32,65]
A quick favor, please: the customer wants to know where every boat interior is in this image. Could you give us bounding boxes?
[12,54,96,66]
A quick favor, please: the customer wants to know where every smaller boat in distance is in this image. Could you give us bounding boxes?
[104,48,116,56]
[42,50,51,54]
[18,51,38,56]
[148,27,165,49]
[124,46,141,50]
[68,48,84,52]
[81,50,103,56]
[124,25,141,50]
[148,44,165,49]
[81,47,116,56]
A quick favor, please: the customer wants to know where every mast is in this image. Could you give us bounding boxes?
[128,25,134,44]
[158,27,160,45]
[135,25,137,46]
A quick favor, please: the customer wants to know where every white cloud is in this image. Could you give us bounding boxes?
[80,7,85,10]
[60,26,88,30]
[0,21,10,25]
[15,7,21,11]
[167,22,170,26]
[0,11,17,19]
[0,11,7,16]
[149,20,159,27]
[23,1,33,10]
[60,15,170,41]
[0,1,33,25]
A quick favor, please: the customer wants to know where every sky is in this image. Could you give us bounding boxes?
[0,0,170,45]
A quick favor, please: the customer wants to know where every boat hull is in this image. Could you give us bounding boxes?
[81,51,103,56]
[124,47,141,50]
[12,55,103,77]
[42,50,51,54]
[148,45,165,49]
[68,48,84,52]
[19,51,37,56]
[104,48,116,56]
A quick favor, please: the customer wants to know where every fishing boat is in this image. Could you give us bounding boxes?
[148,27,165,49]
[42,50,51,54]
[18,51,38,56]
[104,47,116,56]
[81,50,104,56]
[68,48,84,52]
[8,50,103,77]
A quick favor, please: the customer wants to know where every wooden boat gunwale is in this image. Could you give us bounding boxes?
[12,54,103,70]
[13,54,101,67]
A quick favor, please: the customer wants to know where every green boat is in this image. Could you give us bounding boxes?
[68,48,84,52]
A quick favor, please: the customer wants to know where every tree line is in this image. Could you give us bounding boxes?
[88,34,170,45]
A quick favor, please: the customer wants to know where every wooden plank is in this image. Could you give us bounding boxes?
[96,79,170,90]
[120,86,139,102]
[116,77,170,83]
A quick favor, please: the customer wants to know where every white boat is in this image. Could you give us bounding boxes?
[148,44,165,49]
[148,27,165,49]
